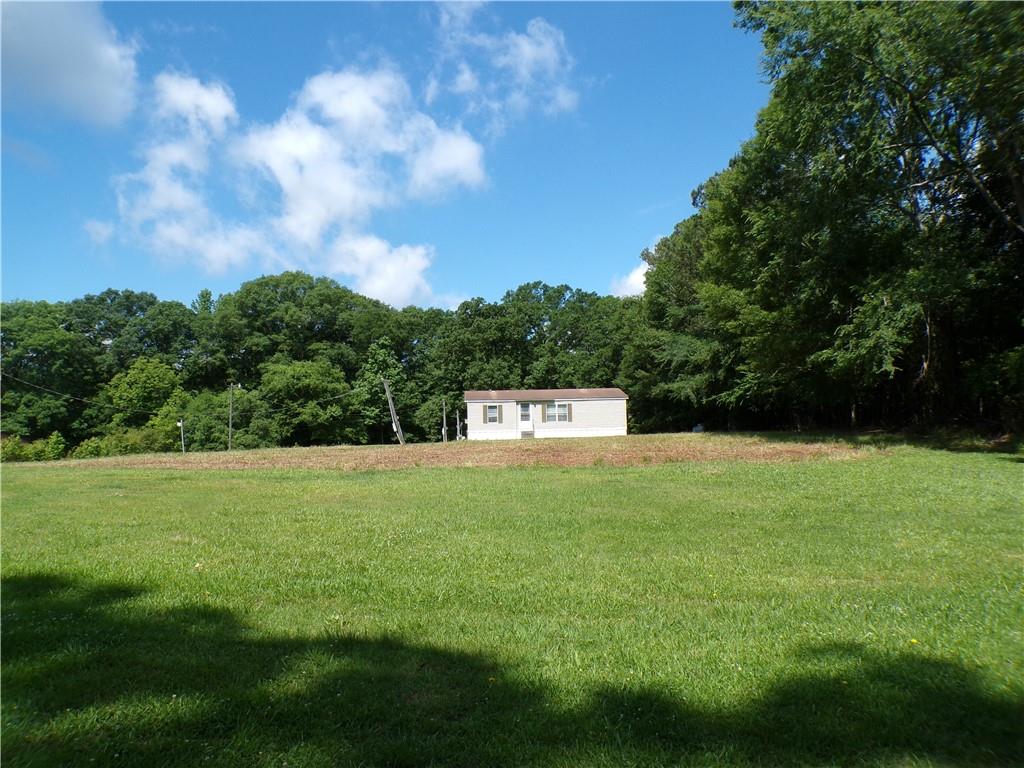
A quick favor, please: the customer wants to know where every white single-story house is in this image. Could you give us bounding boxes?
[463,388,628,440]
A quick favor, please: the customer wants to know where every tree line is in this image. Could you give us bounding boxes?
[1,278,645,456]
[2,2,1021,458]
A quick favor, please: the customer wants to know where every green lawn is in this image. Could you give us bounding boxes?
[2,440,1022,766]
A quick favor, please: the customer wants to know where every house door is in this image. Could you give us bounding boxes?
[518,402,534,438]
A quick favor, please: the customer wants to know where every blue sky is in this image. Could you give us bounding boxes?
[2,2,769,308]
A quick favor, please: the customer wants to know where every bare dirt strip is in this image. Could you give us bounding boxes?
[44,434,865,472]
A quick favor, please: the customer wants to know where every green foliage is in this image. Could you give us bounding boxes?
[257,359,354,446]
[103,358,183,429]
[411,392,464,442]
[349,338,409,443]
[70,438,105,459]
[68,428,175,458]
[43,432,67,460]
[110,300,197,370]
[70,427,171,457]
[1,432,67,462]
[0,301,105,441]
[1,436,28,462]
[641,1,1024,429]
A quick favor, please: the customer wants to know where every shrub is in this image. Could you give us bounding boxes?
[1,432,67,462]
[43,432,67,460]
[23,441,48,461]
[1,436,28,462]
[97,428,164,456]
[71,437,106,459]
[71,424,187,459]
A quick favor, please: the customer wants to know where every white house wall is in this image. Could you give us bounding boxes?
[466,400,519,440]
[465,398,627,440]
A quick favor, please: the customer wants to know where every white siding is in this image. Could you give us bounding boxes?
[533,398,626,438]
[465,400,518,440]
[465,397,626,440]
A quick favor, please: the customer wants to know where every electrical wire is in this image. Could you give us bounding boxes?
[0,370,353,419]
[0,371,160,416]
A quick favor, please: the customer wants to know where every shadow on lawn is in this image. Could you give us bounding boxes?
[4,573,1021,767]
[753,429,1021,455]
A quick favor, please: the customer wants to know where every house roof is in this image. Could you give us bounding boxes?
[464,388,628,402]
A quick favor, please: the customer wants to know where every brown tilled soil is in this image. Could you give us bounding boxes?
[48,434,864,472]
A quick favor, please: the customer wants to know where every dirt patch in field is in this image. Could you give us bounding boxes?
[47,434,864,472]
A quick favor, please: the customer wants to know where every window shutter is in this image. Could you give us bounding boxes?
[541,403,547,422]
[498,404,503,423]
[567,403,573,422]
[482,404,487,422]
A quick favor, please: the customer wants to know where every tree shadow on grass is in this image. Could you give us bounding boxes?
[750,429,1022,455]
[586,641,1023,766]
[3,573,1021,767]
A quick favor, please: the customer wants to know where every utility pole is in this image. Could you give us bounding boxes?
[442,398,448,443]
[228,383,242,450]
[177,419,186,454]
[381,378,405,445]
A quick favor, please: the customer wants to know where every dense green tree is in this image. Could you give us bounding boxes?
[257,359,354,446]
[642,1,1024,429]
[103,357,183,429]
[64,289,159,345]
[0,301,105,440]
[181,289,230,391]
[734,0,1024,424]
[109,300,197,371]
[350,338,411,444]
[207,273,396,387]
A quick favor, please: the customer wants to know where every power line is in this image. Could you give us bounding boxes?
[0,370,352,420]
[262,392,349,415]
[0,371,160,417]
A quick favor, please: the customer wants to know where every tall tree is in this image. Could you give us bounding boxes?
[643,1,1024,428]
[0,301,105,440]
[257,359,354,446]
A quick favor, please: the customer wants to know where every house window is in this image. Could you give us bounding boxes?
[520,403,531,421]
[545,403,570,422]
[486,405,500,423]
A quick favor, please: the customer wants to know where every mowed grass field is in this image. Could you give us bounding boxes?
[2,434,1022,767]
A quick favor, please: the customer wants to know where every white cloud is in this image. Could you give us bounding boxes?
[117,140,207,227]
[238,67,484,248]
[148,218,265,274]
[84,219,114,245]
[328,234,434,307]
[611,262,650,297]
[546,84,580,115]
[70,6,586,307]
[436,293,469,311]
[424,75,441,106]
[452,62,479,95]
[115,76,237,249]
[298,69,411,153]
[115,72,271,274]
[154,73,237,137]
[438,1,485,36]
[111,66,483,299]
[429,6,579,134]
[149,20,220,37]
[493,18,571,86]
[238,111,388,247]
[1,2,138,126]
[407,120,485,198]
